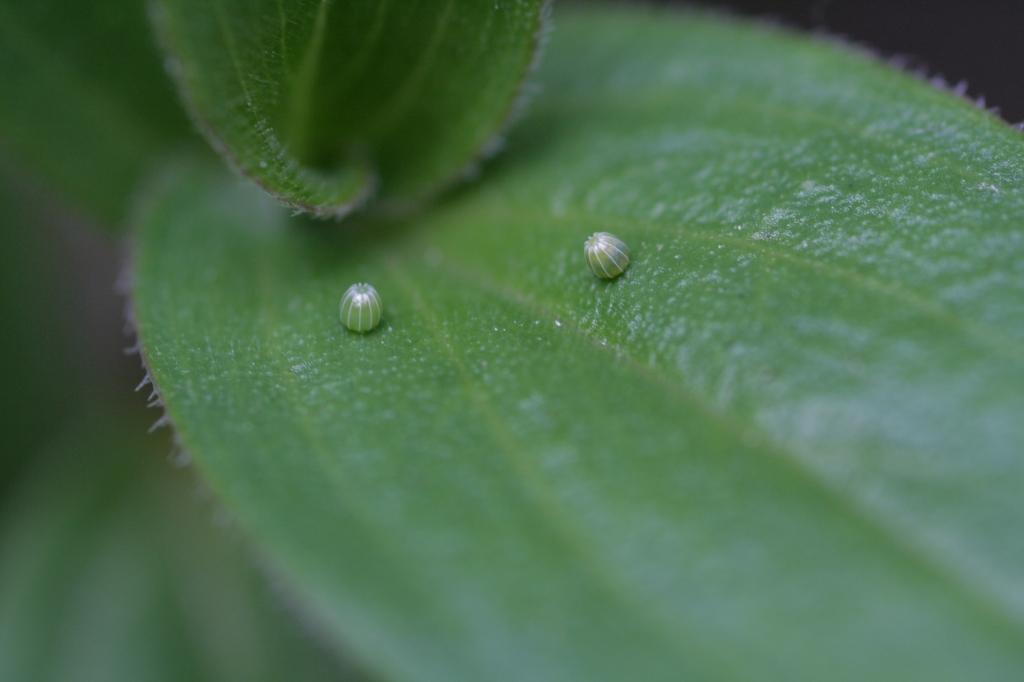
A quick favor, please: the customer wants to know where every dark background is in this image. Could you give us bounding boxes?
[660,0,1024,124]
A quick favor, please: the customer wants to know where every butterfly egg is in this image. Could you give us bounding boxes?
[584,232,630,279]
[339,283,383,333]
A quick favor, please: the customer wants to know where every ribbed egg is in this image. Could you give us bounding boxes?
[339,283,383,333]
[584,232,630,279]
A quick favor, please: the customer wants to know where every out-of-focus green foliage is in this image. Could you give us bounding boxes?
[0,2,191,226]
[0,412,364,682]
[0,178,75,489]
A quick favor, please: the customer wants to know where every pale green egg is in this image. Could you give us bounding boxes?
[584,232,630,279]
[340,282,383,333]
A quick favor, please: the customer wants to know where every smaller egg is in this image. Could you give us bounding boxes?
[584,232,630,279]
[339,283,383,333]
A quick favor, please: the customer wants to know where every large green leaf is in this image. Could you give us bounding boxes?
[0,412,364,682]
[133,6,1024,680]
[0,0,190,225]
[151,0,547,216]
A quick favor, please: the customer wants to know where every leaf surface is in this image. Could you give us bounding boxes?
[133,6,1024,680]
[151,0,547,216]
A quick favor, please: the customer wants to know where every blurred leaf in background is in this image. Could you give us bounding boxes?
[0,177,76,489]
[0,411,364,682]
[0,1,191,226]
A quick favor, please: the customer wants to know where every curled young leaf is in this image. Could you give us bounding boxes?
[151,0,549,217]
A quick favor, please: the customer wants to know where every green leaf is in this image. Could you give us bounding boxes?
[0,1,190,225]
[150,0,548,217]
[132,6,1024,680]
[0,412,365,682]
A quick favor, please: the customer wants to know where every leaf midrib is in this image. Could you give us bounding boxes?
[384,258,730,676]
[361,0,456,142]
[284,0,330,156]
